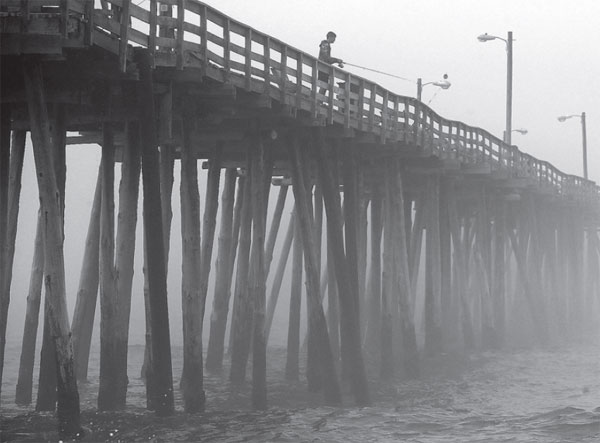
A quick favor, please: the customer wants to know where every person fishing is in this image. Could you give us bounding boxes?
[318,31,343,97]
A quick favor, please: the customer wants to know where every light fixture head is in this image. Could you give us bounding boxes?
[478,33,496,42]
[557,116,568,122]
[433,80,451,90]
[513,128,528,135]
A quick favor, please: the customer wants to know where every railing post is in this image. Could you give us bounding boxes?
[20,0,30,32]
[279,45,287,103]
[59,0,68,38]
[380,90,389,143]
[343,72,351,128]
[368,84,376,131]
[84,0,94,45]
[176,0,185,70]
[148,0,157,60]
[295,52,303,109]
[311,59,318,117]
[119,0,131,73]
[263,36,271,95]
[357,78,365,131]
[223,18,231,81]
[244,27,252,90]
[200,4,208,78]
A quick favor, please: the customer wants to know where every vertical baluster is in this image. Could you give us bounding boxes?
[223,18,231,79]
[279,45,287,103]
[380,89,389,143]
[311,59,318,116]
[176,0,185,69]
[244,27,252,90]
[343,72,350,128]
[119,0,131,73]
[326,64,334,123]
[149,0,157,59]
[368,84,376,130]
[295,52,303,109]
[200,4,208,78]
[263,36,271,95]
[357,78,365,131]
[20,0,30,32]
[60,0,68,38]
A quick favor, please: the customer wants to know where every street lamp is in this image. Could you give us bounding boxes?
[417,74,451,102]
[558,112,588,179]
[478,31,514,145]
[512,128,528,135]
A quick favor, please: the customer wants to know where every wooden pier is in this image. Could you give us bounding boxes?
[1,0,599,437]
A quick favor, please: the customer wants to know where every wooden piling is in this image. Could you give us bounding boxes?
[386,160,419,378]
[448,188,474,349]
[205,169,237,373]
[250,137,269,410]
[24,59,81,437]
[492,197,506,348]
[265,213,295,341]
[98,123,120,411]
[265,184,289,280]
[365,184,383,357]
[179,109,204,412]
[113,121,142,407]
[285,217,303,381]
[3,129,25,402]
[290,135,341,405]
[424,175,442,356]
[313,135,367,405]
[71,170,101,382]
[136,48,174,416]
[229,166,254,384]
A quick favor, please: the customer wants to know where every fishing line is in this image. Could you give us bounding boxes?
[341,62,415,84]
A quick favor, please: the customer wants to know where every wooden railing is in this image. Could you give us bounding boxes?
[4,0,597,205]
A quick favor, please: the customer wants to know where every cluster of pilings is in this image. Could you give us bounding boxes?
[1,50,600,437]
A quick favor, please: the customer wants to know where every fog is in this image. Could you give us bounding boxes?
[6,0,600,354]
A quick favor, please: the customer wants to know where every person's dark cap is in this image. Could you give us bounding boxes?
[327,31,337,38]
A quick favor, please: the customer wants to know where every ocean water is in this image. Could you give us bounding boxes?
[2,340,600,442]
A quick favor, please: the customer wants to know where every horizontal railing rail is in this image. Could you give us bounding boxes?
[3,0,598,205]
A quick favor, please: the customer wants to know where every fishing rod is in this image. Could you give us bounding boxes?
[340,62,415,84]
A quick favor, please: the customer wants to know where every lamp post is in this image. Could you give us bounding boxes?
[558,112,588,179]
[478,31,513,145]
[417,74,451,102]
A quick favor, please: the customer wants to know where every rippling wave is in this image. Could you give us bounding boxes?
[2,342,600,442]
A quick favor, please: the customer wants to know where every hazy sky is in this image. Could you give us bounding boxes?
[213,0,599,182]
[5,0,599,348]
